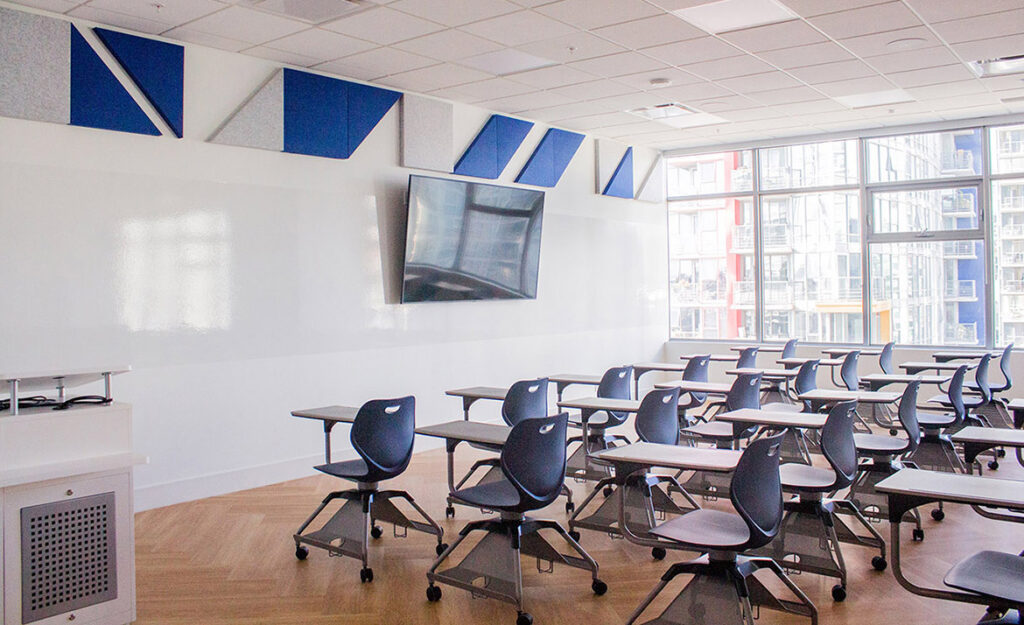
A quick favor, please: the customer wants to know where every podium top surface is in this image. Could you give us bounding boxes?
[1,366,130,393]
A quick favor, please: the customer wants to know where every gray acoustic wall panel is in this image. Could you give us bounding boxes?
[209,69,284,152]
[637,156,666,203]
[0,7,70,124]
[400,94,453,172]
[595,138,627,194]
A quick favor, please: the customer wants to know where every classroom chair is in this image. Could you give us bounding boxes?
[677,354,711,428]
[565,365,633,481]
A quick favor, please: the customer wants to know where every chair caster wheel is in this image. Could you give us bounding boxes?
[568,530,581,542]
[295,545,308,561]
[988,460,999,470]
[831,585,847,602]
[359,568,374,583]
[912,528,925,541]
[651,547,667,561]
[603,486,613,497]
[445,505,455,519]
[516,612,533,625]
[592,579,608,595]
[931,508,945,521]
[872,556,887,571]
[426,585,441,602]
[997,449,1006,457]
[370,525,383,539]
[566,501,575,513]
[889,429,898,436]
[435,543,448,556]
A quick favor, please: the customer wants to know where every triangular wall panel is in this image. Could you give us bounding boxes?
[516,128,584,188]
[95,28,184,137]
[70,27,158,136]
[637,156,666,203]
[602,147,634,198]
[209,70,284,151]
[454,114,533,179]
[346,80,402,157]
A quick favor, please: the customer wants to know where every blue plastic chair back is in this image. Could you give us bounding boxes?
[502,378,548,426]
[840,350,860,391]
[730,433,785,551]
[974,354,992,404]
[898,380,921,453]
[351,396,415,482]
[782,338,798,358]
[635,387,681,445]
[879,342,895,375]
[821,401,858,489]
[997,343,1014,392]
[947,365,968,427]
[735,347,758,369]
[597,365,632,428]
[501,413,568,512]
[682,355,710,404]
[794,359,819,411]
[727,372,762,438]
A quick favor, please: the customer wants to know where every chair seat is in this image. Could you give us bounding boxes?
[779,463,835,492]
[926,394,984,409]
[944,550,1024,605]
[761,402,803,414]
[650,509,750,550]
[965,380,1009,393]
[854,433,909,455]
[315,458,370,481]
[916,410,956,427]
[449,479,521,511]
[682,420,734,440]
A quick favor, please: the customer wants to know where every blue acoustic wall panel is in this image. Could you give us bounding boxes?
[70,28,158,136]
[515,128,584,188]
[282,68,400,159]
[602,147,634,198]
[454,114,533,179]
[95,28,184,137]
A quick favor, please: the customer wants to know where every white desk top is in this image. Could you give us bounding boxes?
[900,361,977,371]
[549,373,603,385]
[876,469,1024,509]
[1008,399,1024,411]
[633,362,688,372]
[415,420,510,446]
[594,442,741,472]
[777,357,843,367]
[556,397,641,412]
[951,426,1024,448]
[655,380,732,394]
[291,405,359,423]
[821,348,882,357]
[931,351,1000,360]
[798,389,900,404]
[729,345,784,353]
[445,386,509,400]
[726,368,798,378]
[860,373,949,385]
[679,353,737,362]
[1,365,130,393]
[716,408,827,429]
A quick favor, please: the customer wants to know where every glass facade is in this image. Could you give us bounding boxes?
[667,122,1023,347]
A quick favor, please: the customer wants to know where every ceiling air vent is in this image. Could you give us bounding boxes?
[628,103,728,129]
[242,0,373,24]
[970,54,1024,78]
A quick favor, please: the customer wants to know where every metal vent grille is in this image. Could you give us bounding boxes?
[21,493,118,623]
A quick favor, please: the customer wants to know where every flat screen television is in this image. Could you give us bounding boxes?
[401,175,545,303]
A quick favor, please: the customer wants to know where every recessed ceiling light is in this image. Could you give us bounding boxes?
[969,54,1024,78]
[463,49,555,76]
[627,103,728,129]
[834,89,914,108]
[673,0,797,34]
[886,37,928,51]
[243,0,371,24]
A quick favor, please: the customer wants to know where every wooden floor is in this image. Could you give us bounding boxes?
[134,445,1023,625]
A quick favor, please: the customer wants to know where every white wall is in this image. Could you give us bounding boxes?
[0,43,669,510]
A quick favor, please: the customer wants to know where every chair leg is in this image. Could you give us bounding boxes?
[660,475,701,510]
[751,557,819,625]
[831,498,886,560]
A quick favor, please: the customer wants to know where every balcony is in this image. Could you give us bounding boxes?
[1002,197,1024,213]
[671,241,725,259]
[1003,280,1024,294]
[944,322,978,345]
[1002,224,1024,239]
[1003,252,1024,267]
[944,241,978,259]
[672,280,727,306]
[942,194,976,218]
[944,280,977,301]
[730,224,792,253]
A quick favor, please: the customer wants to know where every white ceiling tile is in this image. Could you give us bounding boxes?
[755,41,855,69]
[534,0,661,30]
[162,26,250,51]
[380,63,492,91]
[612,67,705,91]
[263,28,376,61]
[838,26,942,58]
[555,111,642,130]
[778,0,889,18]
[460,49,555,74]
[476,90,574,113]
[516,31,627,62]
[863,47,959,74]
[388,0,519,26]
[592,14,705,50]
[814,74,897,97]
[83,0,224,28]
[244,45,319,67]
[981,75,1024,92]
[931,9,1024,45]
[169,5,308,44]
[886,64,977,89]
[507,64,597,88]
[316,46,436,79]
[459,10,575,46]
[718,106,789,122]
[809,2,922,39]
[590,91,684,110]
[904,0,1024,24]
[686,54,776,80]
[788,59,879,84]
[720,19,825,53]
[642,37,744,65]
[509,0,554,6]
[747,85,827,105]
[520,100,616,121]
[437,77,536,101]
[770,98,847,114]
[653,81,737,102]
[322,7,444,45]
[548,79,635,101]
[952,34,1024,63]
[717,71,803,94]
[907,80,989,101]
[3,0,80,12]
[66,5,170,34]
[690,94,760,112]
[394,29,504,61]
[597,120,673,137]
[565,52,668,78]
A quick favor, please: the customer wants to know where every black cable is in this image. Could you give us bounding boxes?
[52,395,113,410]
[0,396,60,411]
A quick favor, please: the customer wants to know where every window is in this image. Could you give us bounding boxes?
[866,129,982,183]
[666,150,753,197]
[871,187,979,234]
[759,140,858,190]
[991,122,1024,345]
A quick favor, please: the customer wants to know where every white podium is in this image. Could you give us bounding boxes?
[1,369,139,625]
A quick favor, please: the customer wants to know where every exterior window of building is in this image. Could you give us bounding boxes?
[759,140,858,190]
[866,129,982,183]
[991,123,1024,345]
[666,150,753,197]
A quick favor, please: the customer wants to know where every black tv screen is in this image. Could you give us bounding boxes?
[402,175,544,303]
